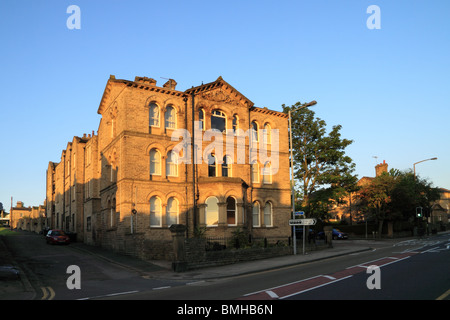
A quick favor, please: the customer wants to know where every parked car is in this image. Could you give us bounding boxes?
[46,229,70,245]
[317,228,348,240]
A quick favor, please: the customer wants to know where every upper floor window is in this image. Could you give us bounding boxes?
[211,110,226,132]
[263,123,271,144]
[232,115,239,133]
[262,162,272,184]
[222,155,231,177]
[150,149,161,175]
[166,151,178,177]
[165,105,176,129]
[208,154,216,177]
[251,161,259,184]
[251,121,259,142]
[199,108,205,131]
[149,103,160,127]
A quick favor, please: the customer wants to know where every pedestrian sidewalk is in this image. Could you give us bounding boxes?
[0,235,35,300]
[71,240,374,281]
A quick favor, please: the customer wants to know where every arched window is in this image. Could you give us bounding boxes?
[166,151,178,177]
[263,123,271,144]
[166,197,179,226]
[222,155,232,177]
[251,121,259,142]
[226,196,236,226]
[251,161,259,183]
[150,196,162,227]
[252,202,260,227]
[149,103,160,127]
[232,114,239,133]
[262,162,272,184]
[165,105,176,129]
[199,108,205,131]
[211,110,226,132]
[205,197,219,227]
[264,201,272,227]
[208,153,216,177]
[150,149,161,175]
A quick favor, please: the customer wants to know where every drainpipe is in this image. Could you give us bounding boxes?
[191,90,197,231]
[184,96,189,237]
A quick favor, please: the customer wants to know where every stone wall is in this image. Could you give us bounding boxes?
[184,237,292,270]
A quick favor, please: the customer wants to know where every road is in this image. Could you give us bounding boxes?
[2,231,189,300]
[3,231,449,302]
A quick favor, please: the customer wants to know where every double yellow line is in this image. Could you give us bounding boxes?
[436,288,450,301]
[41,286,55,300]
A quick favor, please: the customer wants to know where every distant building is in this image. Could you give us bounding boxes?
[10,201,46,232]
[431,188,450,224]
[46,75,291,259]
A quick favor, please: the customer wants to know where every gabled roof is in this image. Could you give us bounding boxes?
[185,76,254,108]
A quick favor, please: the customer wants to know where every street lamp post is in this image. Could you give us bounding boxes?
[289,100,317,255]
[413,157,437,180]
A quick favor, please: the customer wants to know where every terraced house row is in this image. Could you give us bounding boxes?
[45,75,291,259]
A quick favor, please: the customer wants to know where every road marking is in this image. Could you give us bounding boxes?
[77,290,139,300]
[436,288,450,301]
[322,275,336,280]
[266,290,279,299]
[40,286,55,300]
[153,286,171,290]
[187,280,205,286]
[279,275,353,299]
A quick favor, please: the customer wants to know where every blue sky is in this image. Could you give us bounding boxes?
[1,0,449,210]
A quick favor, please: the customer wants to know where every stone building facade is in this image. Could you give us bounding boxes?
[10,201,46,232]
[46,75,291,258]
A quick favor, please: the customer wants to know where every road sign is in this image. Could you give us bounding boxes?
[289,218,317,226]
[294,211,305,216]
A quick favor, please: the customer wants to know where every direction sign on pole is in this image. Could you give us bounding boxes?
[294,211,305,216]
[289,218,317,226]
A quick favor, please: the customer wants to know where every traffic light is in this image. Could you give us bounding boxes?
[416,207,423,218]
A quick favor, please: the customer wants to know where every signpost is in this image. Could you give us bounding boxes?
[290,218,317,255]
[289,218,317,226]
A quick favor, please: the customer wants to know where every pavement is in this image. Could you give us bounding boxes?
[0,230,435,300]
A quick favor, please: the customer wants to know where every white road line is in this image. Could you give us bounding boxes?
[153,286,171,290]
[266,290,279,299]
[279,275,353,299]
[77,290,139,300]
[322,275,336,280]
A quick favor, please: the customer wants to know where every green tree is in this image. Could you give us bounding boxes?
[283,102,357,218]
[358,169,440,236]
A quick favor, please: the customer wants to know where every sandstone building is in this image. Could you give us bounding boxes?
[46,75,291,259]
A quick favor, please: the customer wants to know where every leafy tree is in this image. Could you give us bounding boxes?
[283,102,358,218]
[357,169,440,236]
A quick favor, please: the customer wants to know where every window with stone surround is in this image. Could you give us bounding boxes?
[166,197,178,226]
[264,201,272,227]
[150,196,162,227]
[165,105,176,129]
[150,149,161,175]
[252,201,260,227]
[205,196,219,227]
[149,103,160,127]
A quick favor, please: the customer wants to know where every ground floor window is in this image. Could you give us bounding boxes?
[205,196,219,226]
